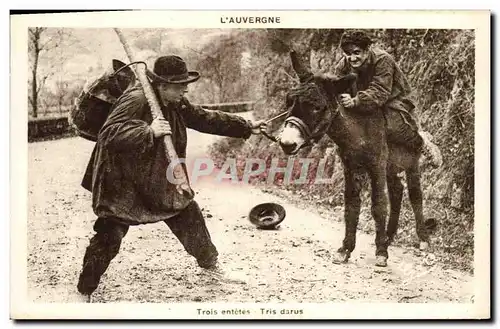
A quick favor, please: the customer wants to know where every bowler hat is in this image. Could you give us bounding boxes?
[248,202,286,229]
[147,55,200,84]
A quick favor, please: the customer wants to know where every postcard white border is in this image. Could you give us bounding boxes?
[10,10,491,320]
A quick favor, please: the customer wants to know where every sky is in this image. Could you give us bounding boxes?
[36,28,234,91]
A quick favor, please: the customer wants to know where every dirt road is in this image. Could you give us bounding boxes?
[27,123,474,304]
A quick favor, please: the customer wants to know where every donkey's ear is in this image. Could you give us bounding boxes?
[341,72,358,82]
[290,50,302,74]
[290,50,313,83]
[335,73,358,93]
[317,72,357,95]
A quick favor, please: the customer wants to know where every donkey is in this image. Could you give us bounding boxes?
[278,51,435,267]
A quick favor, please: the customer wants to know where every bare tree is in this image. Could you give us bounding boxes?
[28,27,69,118]
[193,35,246,103]
[28,27,45,118]
[132,28,165,53]
[54,80,69,115]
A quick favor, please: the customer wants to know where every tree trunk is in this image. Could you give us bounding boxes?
[30,29,41,118]
[31,48,39,117]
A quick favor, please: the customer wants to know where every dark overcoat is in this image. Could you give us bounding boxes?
[81,85,252,225]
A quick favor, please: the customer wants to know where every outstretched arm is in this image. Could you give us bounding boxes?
[180,99,263,138]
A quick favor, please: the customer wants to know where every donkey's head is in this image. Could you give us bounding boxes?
[279,51,356,155]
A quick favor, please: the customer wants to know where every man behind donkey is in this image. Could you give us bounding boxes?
[330,29,442,167]
[74,55,267,302]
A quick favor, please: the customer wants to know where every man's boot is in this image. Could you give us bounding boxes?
[201,261,248,285]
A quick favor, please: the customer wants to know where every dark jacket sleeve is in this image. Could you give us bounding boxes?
[179,99,253,139]
[98,89,155,153]
[354,55,394,108]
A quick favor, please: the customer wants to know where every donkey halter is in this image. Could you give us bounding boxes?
[282,87,337,148]
[284,109,334,148]
[261,90,337,147]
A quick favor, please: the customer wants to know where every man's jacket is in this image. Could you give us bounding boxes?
[334,47,417,114]
[81,85,253,225]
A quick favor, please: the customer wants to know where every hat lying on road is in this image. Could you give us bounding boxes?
[147,55,200,84]
[248,203,286,229]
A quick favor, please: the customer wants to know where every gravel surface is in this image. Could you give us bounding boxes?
[27,128,474,304]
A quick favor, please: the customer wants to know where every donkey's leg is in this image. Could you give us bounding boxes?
[406,163,430,250]
[369,164,390,267]
[386,168,404,245]
[332,167,363,264]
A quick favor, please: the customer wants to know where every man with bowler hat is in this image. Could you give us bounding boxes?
[75,55,267,302]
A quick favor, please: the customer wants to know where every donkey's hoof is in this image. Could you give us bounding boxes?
[332,248,350,264]
[375,255,388,267]
[419,241,430,251]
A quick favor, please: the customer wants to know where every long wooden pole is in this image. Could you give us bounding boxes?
[114,28,194,209]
